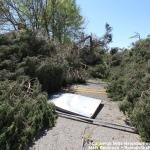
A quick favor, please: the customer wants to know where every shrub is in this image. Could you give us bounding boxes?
[110,47,119,55]
[37,61,64,92]
[107,77,125,101]
[107,38,150,141]
[0,32,16,45]
[110,53,122,66]
[0,78,57,150]
[90,63,109,79]
[0,30,94,149]
[0,32,87,89]
[23,56,41,77]
[131,89,150,142]
[65,67,87,84]
[119,97,133,115]
[80,47,101,65]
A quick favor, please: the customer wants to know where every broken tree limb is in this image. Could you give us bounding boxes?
[76,35,93,51]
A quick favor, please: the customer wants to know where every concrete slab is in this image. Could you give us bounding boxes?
[49,93,102,118]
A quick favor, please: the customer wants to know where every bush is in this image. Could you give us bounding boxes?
[80,47,101,65]
[37,61,64,92]
[23,56,41,77]
[0,32,16,45]
[0,78,57,150]
[65,67,87,84]
[110,53,122,66]
[0,30,94,149]
[0,32,61,149]
[90,63,109,79]
[131,89,150,141]
[107,38,150,141]
[0,32,87,89]
[110,47,118,55]
[107,77,125,101]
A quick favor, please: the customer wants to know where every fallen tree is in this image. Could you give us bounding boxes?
[0,77,57,150]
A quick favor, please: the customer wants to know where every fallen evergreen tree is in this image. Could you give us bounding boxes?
[0,30,88,149]
[0,77,57,150]
[107,37,150,141]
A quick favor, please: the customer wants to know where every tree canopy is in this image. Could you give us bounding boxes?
[0,0,83,42]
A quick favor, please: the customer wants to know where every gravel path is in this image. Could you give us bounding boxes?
[30,80,140,150]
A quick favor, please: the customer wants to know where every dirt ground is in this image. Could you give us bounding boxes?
[30,80,140,150]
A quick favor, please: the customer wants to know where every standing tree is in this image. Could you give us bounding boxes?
[0,0,84,42]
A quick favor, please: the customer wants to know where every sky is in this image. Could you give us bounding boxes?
[76,0,150,48]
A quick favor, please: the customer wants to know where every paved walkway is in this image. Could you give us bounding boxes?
[30,80,140,150]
